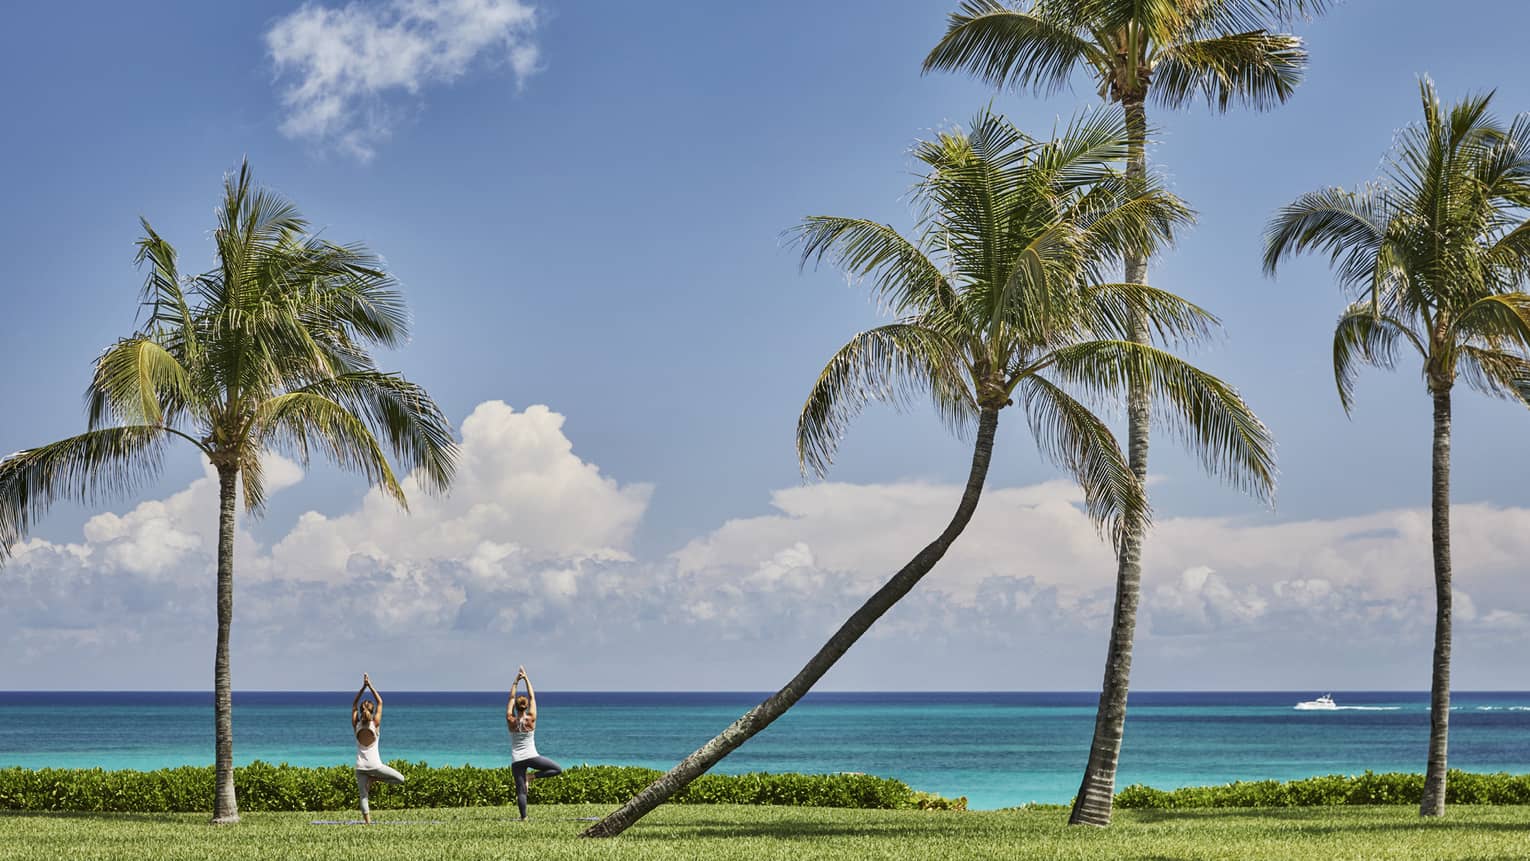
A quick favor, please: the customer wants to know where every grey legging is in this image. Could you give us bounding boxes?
[356,764,406,815]
[512,756,562,819]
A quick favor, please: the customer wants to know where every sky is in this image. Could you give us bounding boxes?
[2,0,1530,692]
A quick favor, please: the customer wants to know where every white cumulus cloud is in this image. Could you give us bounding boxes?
[266,0,541,160]
[6,400,1530,692]
[269,400,651,582]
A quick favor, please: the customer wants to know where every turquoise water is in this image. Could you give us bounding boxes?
[3,691,1529,809]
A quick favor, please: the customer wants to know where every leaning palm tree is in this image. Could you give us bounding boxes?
[1265,80,1530,817]
[582,108,1273,837]
[923,0,1324,825]
[0,162,458,823]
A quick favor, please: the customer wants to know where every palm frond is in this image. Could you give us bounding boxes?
[252,391,406,508]
[1458,346,1530,406]
[1453,293,1530,353]
[922,1,1106,94]
[1261,0,1333,21]
[797,324,975,477]
[963,106,1035,169]
[1071,177,1196,269]
[133,220,198,343]
[87,336,197,428]
[1079,282,1220,345]
[238,449,267,513]
[1017,372,1145,535]
[1174,0,1332,33]
[219,159,307,259]
[289,240,411,349]
[1042,339,1277,502]
[1033,106,1133,189]
[789,217,956,316]
[1486,222,1530,284]
[199,294,333,402]
[0,427,170,561]
[1474,113,1530,208]
[1263,185,1391,289]
[1331,303,1425,414]
[1153,30,1306,112]
[288,372,458,494]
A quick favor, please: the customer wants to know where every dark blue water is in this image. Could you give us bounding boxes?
[3,691,1528,809]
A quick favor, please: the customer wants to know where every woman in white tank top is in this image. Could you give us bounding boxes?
[351,673,405,824]
[507,665,562,820]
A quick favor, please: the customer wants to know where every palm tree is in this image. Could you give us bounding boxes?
[582,108,1273,838]
[1265,80,1530,817]
[0,162,458,823]
[923,0,1322,825]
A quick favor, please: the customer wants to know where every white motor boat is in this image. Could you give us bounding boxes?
[1294,694,1337,710]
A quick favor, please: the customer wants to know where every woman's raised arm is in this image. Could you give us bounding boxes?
[521,667,537,723]
[365,673,383,722]
[507,672,523,724]
[352,677,366,725]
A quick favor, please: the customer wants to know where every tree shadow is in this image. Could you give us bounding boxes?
[1128,808,1354,825]
[1299,821,1530,836]
[624,818,974,841]
[1125,808,1530,835]
[0,810,192,824]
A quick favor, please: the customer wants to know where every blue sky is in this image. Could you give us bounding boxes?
[3,0,1530,691]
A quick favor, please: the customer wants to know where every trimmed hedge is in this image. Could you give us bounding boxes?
[1116,770,1530,809]
[0,762,965,813]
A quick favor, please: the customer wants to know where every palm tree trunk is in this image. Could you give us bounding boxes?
[211,464,240,824]
[1069,93,1151,828]
[1420,388,1453,817]
[582,406,1002,838]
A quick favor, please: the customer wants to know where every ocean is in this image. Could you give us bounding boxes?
[3,691,1528,810]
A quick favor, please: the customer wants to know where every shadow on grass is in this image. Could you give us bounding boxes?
[624,818,977,842]
[0,810,192,824]
[1126,809,1286,825]
[1124,808,1530,834]
[1298,822,1530,836]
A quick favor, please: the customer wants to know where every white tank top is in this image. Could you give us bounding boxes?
[355,720,384,770]
[509,718,538,762]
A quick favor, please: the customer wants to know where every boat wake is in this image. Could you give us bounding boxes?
[1329,705,1401,711]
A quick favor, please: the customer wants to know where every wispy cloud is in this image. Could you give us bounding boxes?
[266,0,541,161]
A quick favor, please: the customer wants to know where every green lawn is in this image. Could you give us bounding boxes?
[4,804,1528,860]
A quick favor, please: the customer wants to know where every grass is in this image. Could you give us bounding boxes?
[4,804,1529,860]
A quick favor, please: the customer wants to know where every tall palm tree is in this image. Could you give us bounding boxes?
[923,0,1322,825]
[0,162,458,823]
[582,108,1273,838]
[1265,80,1530,817]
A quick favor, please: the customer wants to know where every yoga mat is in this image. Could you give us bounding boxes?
[309,819,445,825]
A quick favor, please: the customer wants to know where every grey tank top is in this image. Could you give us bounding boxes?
[509,717,538,762]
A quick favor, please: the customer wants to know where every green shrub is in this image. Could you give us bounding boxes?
[910,791,968,811]
[1114,770,1530,809]
[0,763,958,813]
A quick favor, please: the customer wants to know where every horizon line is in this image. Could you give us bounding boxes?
[4,688,1525,695]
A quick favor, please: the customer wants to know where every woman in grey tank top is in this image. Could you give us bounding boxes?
[507,665,562,820]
